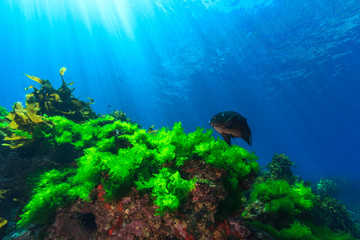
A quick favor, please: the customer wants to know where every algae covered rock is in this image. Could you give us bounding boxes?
[316,178,339,198]
[43,159,269,240]
[8,114,360,239]
[3,70,359,239]
[264,153,297,184]
[242,154,360,240]
[15,115,263,239]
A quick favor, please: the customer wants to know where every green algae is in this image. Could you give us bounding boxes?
[242,154,359,240]
[0,106,8,119]
[136,167,197,215]
[17,116,259,227]
[250,179,315,215]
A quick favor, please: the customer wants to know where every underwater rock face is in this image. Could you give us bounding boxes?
[0,146,74,239]
[44,160,271,240]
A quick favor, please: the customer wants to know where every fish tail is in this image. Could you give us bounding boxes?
[245,136,252,146]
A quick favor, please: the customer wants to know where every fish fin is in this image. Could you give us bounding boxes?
[242,135,252,146]
[221,134,232,146]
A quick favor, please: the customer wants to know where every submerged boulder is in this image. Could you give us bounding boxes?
[44,160,270,240]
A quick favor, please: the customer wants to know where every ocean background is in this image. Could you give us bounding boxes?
[1,0,359,184]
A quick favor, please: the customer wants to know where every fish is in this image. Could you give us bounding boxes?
[209,111,252,146]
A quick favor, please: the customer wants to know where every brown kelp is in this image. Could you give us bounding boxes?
[24,68,97,123]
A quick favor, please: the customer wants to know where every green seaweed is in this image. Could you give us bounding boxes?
[244,179,316,226]
[250,179,315,214]
[17,169,75,226]
[243,167,358,239]
[253,220,355,240]
[17,117,259,227]
[264,153,297,184]
[252,221,315,240]
[136,168,196,215]
[0,106,8,118]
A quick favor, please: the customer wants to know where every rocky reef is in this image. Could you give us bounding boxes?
[10,115,264,239]
[242,154,360,240]
[0,70,359,240]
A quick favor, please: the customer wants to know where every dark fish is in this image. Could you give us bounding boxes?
[209,111,252,146]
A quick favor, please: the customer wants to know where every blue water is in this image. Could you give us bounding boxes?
[1,0,360,182]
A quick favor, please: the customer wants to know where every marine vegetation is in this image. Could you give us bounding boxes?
[0,217,7,230]
[242,154,360,240]
[24,67,97,122]
[316,178,339,198]
[109,110,136,124]
[0,189,9,231]
[0,106,8,119]
[13,114,360,239]
[2,71,359,239]
[1,68,98,149]
[0,106,9,139]
[1,97,51,149]
[16,116,260,233]
[263,153,297,184]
